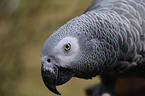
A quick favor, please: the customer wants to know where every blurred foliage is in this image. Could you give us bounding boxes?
[0,0,100,96]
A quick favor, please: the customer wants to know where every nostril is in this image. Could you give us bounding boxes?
[47,59,51,63]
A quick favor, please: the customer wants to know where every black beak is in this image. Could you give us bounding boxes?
[41,65,74,95]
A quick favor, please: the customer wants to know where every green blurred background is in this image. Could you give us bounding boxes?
[0,0,100,96]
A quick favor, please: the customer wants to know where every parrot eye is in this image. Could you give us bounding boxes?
[64,43,71,51]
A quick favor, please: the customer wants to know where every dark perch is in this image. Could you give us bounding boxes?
[86,64,145,96]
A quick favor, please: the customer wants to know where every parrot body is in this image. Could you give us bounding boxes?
[41,0,145,95]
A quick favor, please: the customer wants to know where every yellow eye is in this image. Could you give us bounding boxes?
[64,43,71,51]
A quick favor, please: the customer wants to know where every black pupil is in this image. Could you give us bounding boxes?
[47,59,51,63]
[66,44,69,49]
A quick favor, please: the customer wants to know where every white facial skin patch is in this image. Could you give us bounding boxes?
[53,36,80,66]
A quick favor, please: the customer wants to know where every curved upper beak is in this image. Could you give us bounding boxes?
[41,64,74,95]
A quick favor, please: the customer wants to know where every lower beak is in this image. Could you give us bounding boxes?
[41,65,74,95]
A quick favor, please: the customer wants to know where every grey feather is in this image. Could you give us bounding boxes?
[41,0,145,95]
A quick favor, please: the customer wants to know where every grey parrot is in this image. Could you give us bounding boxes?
[41,0,145,96]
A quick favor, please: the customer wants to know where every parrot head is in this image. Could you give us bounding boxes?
[41,14,103,95]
